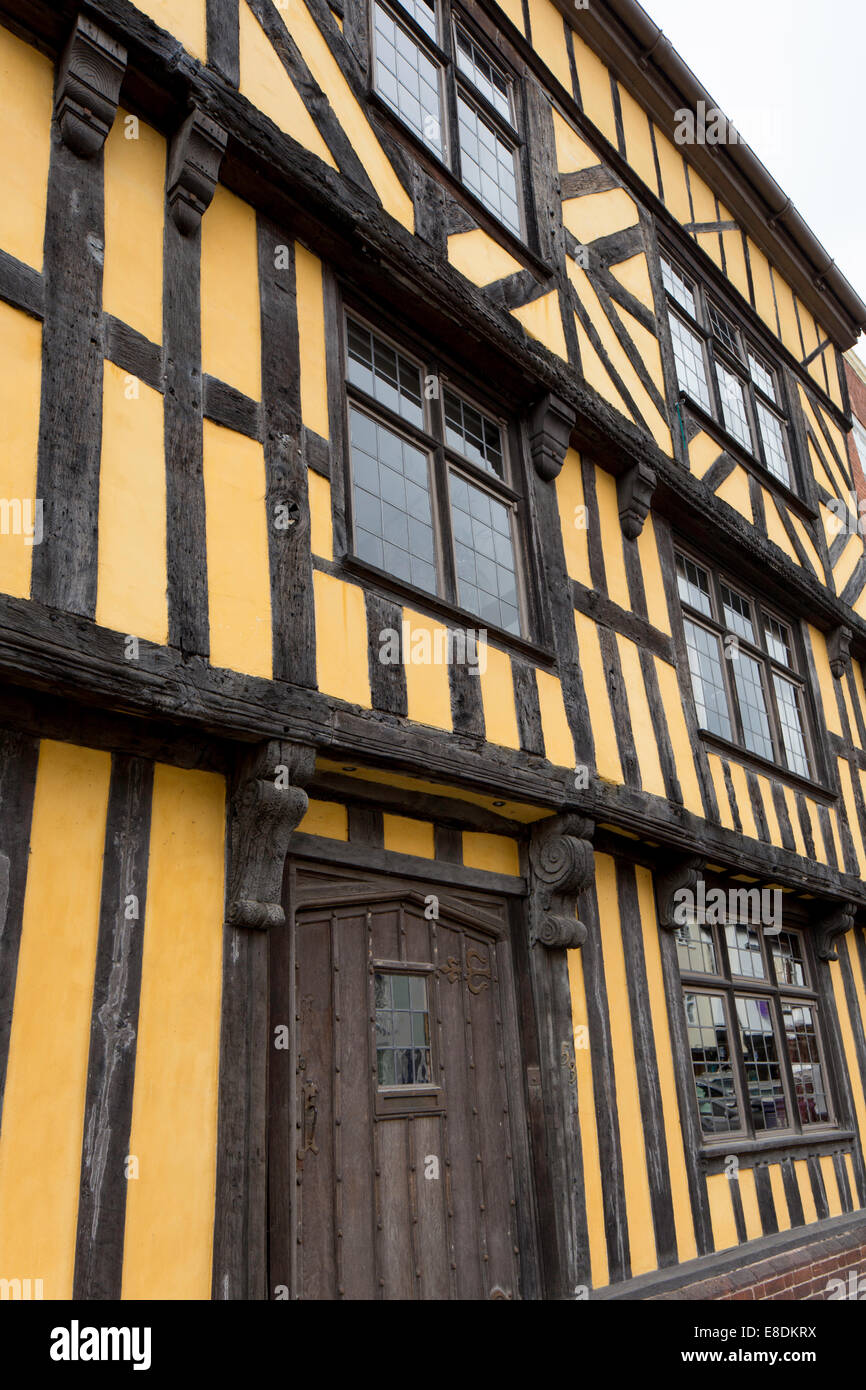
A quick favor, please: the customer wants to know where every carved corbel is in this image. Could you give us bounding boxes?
[225,740,316,930]
[167,107,228,235]
[816,900,856,961]
[618,460,657,540]
[827,625,852,680]
[55,14,127,158]
[655,853,704,930]
[529,814,594,949]
[528,393,576,482]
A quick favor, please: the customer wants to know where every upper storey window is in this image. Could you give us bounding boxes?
[371,0,523,237]
[661,253,796,492]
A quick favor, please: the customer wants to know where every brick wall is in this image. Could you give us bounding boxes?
[845,357,866,505]
[650,1232,866,1301]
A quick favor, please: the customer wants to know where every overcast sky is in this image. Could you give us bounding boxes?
[638,0,866,362]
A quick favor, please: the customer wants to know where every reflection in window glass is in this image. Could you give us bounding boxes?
[669,312,711,412]
[676,553,713,617]
[450,472,519,633]
[661,256,696,317]
[757,402,790,486]
[764,614,792,666]
[717,361,753,450]
[720,584,755,643]
[736,995,788,1131]
[399,0,437,40]
[708,302,740,357]
[683,619,732,740]
[725,924,766,979]
[347,319,424,427]
[454,24,511,120]
[749,351,777,402]
[732,652,774,761]
[782,1002,830,1125]
[676,920,718,974]
[685,991,741,1136]
[457,94,520,234]
[374,2,444,156]
[375,972,432,1085]
[773,675,810,778]
[350,406,437,593]
[772,932,807,988]
[444,388,504,477]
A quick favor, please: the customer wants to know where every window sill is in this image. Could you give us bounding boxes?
[701,1128,854,1173]
[698,729,835,804]
[675,393,819,523]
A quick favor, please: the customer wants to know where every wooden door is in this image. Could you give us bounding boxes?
[271,866,531,1299]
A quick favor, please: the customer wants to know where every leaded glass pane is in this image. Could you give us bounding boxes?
[720,584,755,643]
[661,257,696,317]
[669,312,711,411]
[763,613,792,666]
[708,302,740,357]
[350,405,437,593]
[773,674,810,778]
[676,920,718,974]
[735,995,789,1131]
[748,351,777,403]
[772,932,807,989]
[717,361,753,450]
[375,972,432,1087]
[450,471,519,633]
[397,0,437,41]
[725,923,766,979]
[757,402,791,486]
[782,1002,830,1125]
[683,618,732,740]
[457,94,520,233]
[347,319,424,427]
[732,651,774,761]
[444,388,504,477]
[684,991,741,1136]
[454,24,511,121]
[374,2,444,156]
[676,553,713,617]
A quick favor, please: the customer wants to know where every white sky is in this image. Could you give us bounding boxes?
[638,0,866,363]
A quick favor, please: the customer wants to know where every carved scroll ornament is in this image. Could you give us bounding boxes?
[55,14,127,158]
[816,900,857,962]
[225,739,315,930]
[529,814,594,949]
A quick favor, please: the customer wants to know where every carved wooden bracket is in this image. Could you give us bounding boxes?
[816,900,857,961]
[225,740,316,930]
[55,14,127,158]
[528,393,576,482]
[528,814,594,949]
[618,460,657,540]
[827,625,852,680]
[655,853,704,929]
[167,107,228,235]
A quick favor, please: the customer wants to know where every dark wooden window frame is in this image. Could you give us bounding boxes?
[658,239,807,504]
[366,0,538,257]
[336,291,545,649]
[676,910,840,1153]
[674,543,828,792]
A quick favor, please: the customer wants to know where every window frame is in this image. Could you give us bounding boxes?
[659,246,801,495]
[677,913,838,1148]
[674,545,822,786]
[368,0,530,245]
[339,300,538,642]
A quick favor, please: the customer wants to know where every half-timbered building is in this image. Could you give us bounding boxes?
[1,0,866,1301]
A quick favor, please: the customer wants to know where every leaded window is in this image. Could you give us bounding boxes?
[371,0,524,236]
[660,252,796,490]
[677,915,834,1141]
[344,312,526,636]
[675,550,815,779]
[375,972,432,1086]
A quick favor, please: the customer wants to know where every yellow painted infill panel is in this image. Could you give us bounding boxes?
[833,534,864,597]
[688,432,723,480]
[573,312,631,420]
[571,32,618,148]
[593,468,629,609]
[798,301,819,360]
[493,0,525,34]
[561,188,638,246]
[609,252,655,313]
[462,832,520,876]
[315,757,552,823]
[637,516,671,635]
[768,1163,791,1232]
[696,230,722,271]
[843,680,863,750]
[747,241,778,337]
[652,129,691,223]
[135,0,206,57]
[807,626,842,735]
[478,643,520,750]
[527,0,572,91]
[687,167,716,224]
[295,244,330,439]
[615,303,666,397]
[825,349,843,411]
[617,84,657,193]
[122,764,225,1299]
[574,611,622,784]
[756,777,782,849]
[203,420,272,678]
[552,108,599,173]
[401,608,453,732]
[706,1173,739,1252]
[535,668,575,768]
[201,185,261,401]
[238,1,336,168]
[0,25,53,269]
[308,469,334,560]
[654,658,703,816]
[313,572,371,707]
[805,798,827,865]
[854,587,866,624]
[845,928,866,1071]
[763,496,799,566]
[0,302,40,600]
[782,786,806,859]
[103,113,164,345]
[785,509,823,578]
[511,291,568,360]
[819,1155,842,1218]
[830,959,866,1155]
[772,271,802,359]
[708,754,735,830]
[284,0,414,231]
[616,636,665,798]
[595,855,657,1276]
[845,1153,859,1209]
[446,229,523,287]
[828,808,845,872]
[838,762,865,876]
[383,813,435,859]
[794,1159,818,1226]
[635,865,697,1263]
[567,948,610,1288]
[713,465,752,523]
[297,798,349,839]
[568,260,672,454]
[0,741,110,1300]
[726,761,758,841]
[555,449,592,586]
[736,1167,763,1242]
[96,363,168,645]
[721,228,750,303]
